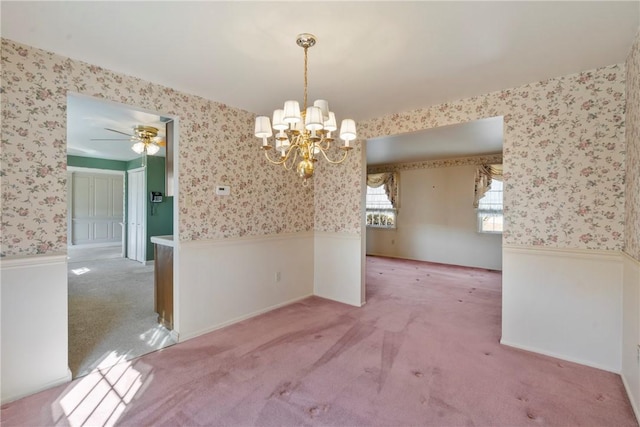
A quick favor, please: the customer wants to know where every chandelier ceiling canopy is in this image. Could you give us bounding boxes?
[254,33,357,182]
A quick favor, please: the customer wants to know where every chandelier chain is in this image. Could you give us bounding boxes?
[303,47,308,112]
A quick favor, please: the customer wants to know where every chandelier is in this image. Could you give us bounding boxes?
[254,33,357,182]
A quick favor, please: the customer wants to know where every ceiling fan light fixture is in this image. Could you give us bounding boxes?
[146,143,160,155]
[131,141,146,154]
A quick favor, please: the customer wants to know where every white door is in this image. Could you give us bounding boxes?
[127,169,146,263]
[70,171,124,246]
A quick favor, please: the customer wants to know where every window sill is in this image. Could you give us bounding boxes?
[366,225,397,230]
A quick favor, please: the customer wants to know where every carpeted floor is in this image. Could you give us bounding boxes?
[67,248,175,378]
[1,256,636,426]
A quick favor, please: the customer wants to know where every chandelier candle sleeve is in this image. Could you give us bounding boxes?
[255,33,357,181]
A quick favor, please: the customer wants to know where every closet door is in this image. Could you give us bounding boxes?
[70,171,124,246]
[127,169,146,262]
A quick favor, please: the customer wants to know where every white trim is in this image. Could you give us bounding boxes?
[68,242,121,249]
[313,231,361,240]
[67,166,125,176]
[180,231,315,249]
[503,244,623,262]
[1,369,71,405]
[623,367,640,423]
[179,294,313,342]
[0,253,67,269]
[500,339,619,374]
[623,250,640,265]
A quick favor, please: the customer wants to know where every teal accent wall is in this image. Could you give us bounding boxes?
[68,155,126,171]
[144,156,173,261]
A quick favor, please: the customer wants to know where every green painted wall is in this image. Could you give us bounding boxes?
[144,156,173,261]
[68,155,127,171]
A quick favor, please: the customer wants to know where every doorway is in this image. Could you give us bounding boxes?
[363,116,504,297]
[66,93,177,378]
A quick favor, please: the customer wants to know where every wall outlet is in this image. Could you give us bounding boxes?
[275,271,281,282]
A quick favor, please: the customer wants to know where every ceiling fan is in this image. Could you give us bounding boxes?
[92,125,166,155]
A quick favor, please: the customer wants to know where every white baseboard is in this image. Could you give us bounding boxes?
[1,369,72,405]
[500,339,618,373]
[623,371,640,423]
[179,293,313,342]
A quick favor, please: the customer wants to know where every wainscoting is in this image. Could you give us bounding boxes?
[622,251,640,420]
[502,245,623,372]
[0,254,70,403]
[314,231,364,307]
[176,232,315,341]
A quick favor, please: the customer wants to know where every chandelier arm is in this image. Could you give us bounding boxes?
[264,149,289,165]
[317,147,349,165]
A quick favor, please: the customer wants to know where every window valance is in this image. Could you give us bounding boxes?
[367,172,399,208]
[474,164,503,208]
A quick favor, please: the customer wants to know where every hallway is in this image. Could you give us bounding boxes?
[68,246,175,378]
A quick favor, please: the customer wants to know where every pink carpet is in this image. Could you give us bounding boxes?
[1,256,636,426]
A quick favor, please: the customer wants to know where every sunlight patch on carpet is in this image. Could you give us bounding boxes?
[53,352,144,426]
[71,267,90,276]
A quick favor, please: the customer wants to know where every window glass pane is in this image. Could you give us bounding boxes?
[478,180,503,233]
[366,185,394,209]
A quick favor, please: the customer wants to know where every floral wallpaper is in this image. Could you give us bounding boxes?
[1,39,313,257]
[318,64,627,251]
[313,143,362,234]
[367,153,503,174]
[626,30,640,261]
[1,37,631,256]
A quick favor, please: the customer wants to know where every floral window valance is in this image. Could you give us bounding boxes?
[367,172,399,208]
[474,164,503,208]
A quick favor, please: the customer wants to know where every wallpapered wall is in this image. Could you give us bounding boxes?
[625,31,640,261]
[1,39,314,257]
[1,38,632,256]
[316,64,627,250]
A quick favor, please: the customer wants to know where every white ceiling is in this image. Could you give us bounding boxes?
[67,95,168,161]
[367,116,503,165]
[2,1,638,163]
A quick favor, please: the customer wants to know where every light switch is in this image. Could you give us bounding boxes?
[216,185,230,196]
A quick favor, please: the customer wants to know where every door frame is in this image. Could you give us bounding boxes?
[127,166,147,263]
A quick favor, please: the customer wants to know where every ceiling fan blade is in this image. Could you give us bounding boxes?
[104,128,133,137]
[90,138,131,141]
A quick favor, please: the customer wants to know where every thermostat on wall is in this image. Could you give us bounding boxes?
[216,185,230,196]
